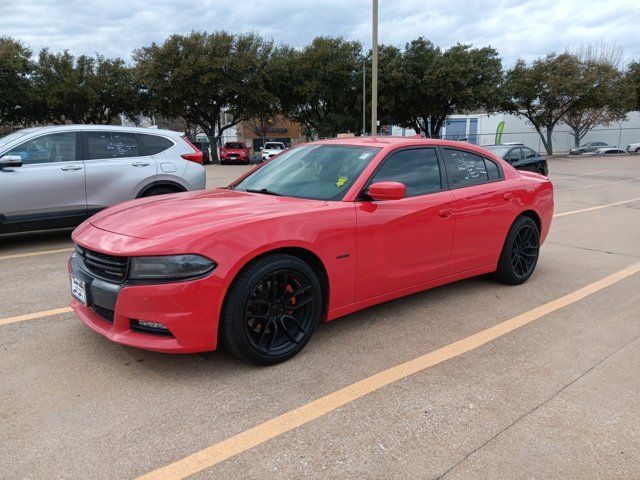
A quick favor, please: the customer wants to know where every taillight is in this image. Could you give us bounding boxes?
[181,136,203,164]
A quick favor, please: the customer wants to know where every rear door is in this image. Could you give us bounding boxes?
[83,131,158,214]
[441,148,519,274]
[355,147,456,301]
[0,131,86,228]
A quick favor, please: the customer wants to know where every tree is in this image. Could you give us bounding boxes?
[0,37,34,125]
[563,62,633,148]
[279,37,363,138]
[31,50,140,124]
[627,61,640,111]
[379,38,502,138]
[502,53,603,155]
[134,31,273,162]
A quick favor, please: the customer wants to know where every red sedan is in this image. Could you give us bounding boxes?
[70,137,554,364]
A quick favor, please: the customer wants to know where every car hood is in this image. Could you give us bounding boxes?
[89,188,326,240]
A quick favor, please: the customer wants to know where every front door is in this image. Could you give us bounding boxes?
[0,131,86,230]
[355,147,456,301]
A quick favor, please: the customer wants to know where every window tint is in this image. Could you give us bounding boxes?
[7,132,76,165]
[485,158,501,180]
[371,148,441,197]
[86,132,140,159]
[506,148,522,163]
[442,149,488,188]
[523,148,537,159]
[139,134,174,155]
[224,142,245,149]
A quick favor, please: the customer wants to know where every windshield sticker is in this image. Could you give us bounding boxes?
[336,176,349,187]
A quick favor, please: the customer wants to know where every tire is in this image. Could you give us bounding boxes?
[141,186,178,197]
[220,253,323,365]
[635,148,640,154]
[494,216,540,285]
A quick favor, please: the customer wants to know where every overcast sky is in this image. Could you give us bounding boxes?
[1,0,639,66]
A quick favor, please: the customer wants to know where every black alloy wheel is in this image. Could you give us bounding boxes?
[220,254,322,365]
[494,216,540,285]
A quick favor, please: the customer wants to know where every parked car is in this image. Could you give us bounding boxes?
[569,141,609,155]
[595,146,627,155]
[483,144,548,176]
[261,141,286,161]
[625,142,640,153]
[220,141,250,164]
[70,137,554,365]
[0,125,206,234]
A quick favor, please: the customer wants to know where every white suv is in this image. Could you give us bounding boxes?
[626,142,640,153]
[261,141,286,161]
[0,125,206,234]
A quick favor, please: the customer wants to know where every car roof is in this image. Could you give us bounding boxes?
[7,124,182,137]
[307,136,502,153]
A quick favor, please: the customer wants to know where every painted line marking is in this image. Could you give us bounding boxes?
[0,247,73,261]
[0,307,72,327]
[135,261,640,480]
[555,176,640,192]
[554,196,640,218]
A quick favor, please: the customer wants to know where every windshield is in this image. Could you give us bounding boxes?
[264,143,284,150]
[483,146,511,157]
[233,144,380,201]
[224,142,245,149]
[0,130,31,150]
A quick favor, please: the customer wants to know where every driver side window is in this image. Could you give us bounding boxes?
[7,132,77,165]
[370,148,442,197]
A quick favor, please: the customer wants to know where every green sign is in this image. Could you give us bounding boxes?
[495,121,505,144]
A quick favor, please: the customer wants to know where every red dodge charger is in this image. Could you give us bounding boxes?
[70,137,554,364]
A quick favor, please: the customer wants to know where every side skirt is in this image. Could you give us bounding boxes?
[326,264,497,322]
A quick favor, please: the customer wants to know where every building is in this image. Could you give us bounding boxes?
[237,116,304,153]
[441,111,640,153]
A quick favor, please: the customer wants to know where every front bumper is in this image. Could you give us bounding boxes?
[69,252,221,353]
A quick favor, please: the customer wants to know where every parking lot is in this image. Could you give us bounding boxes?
[1,156,639,479]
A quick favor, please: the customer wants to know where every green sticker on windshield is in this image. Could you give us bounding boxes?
[336,176,348,187]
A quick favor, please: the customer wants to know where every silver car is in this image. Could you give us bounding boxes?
[0,125,206,234]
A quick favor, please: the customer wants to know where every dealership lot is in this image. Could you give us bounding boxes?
[1,156,639,479]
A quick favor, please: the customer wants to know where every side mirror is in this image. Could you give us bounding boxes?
[0,155,22,168]
[366,181,406,201]
[258,147,263,151]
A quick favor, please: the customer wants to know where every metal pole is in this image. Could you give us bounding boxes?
[362,59,366,135]
[371,0,378,136]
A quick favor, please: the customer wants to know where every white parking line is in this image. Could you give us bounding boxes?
[554,196,640,218]
[0,247,73,261]
[555,176,640,192]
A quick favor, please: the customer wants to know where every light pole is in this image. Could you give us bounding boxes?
[362,59,366,135]
[370,0,378,136]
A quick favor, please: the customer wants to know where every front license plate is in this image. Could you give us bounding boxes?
[71,276,87,305]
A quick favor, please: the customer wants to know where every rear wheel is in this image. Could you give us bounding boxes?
[220,254,322,365]
[141,186,178,197]
[494,216,540,285]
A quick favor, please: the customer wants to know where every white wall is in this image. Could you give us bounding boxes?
[444,111,640,153]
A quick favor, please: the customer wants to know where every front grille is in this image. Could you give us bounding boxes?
[92,305,114,323]
[76,245,129,282]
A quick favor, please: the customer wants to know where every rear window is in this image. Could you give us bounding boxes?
[139,134,174,155]
[86,132,140,159]
[224,142,245,149]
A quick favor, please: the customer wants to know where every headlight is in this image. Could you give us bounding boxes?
[129,255,216,281]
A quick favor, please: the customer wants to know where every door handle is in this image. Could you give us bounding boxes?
[60,165,82,171]
[438,208,453,218]
[503,193,514,201]
[131,162,150,167]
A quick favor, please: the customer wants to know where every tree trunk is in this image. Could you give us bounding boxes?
[545,128,554,155]
[571,126,581,148]
[207,132,220,164]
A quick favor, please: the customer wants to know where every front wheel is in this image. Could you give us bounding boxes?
[220,254,322,365]
[494,216,540,285]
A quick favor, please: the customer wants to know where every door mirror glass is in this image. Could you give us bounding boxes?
[367,181,406,201]
[0,155,23,168]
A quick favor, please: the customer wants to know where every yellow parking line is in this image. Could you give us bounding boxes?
[579,169,609,176]
[0,307,72,327]
[0,247,73,261]
[135,261,640,480]
[555,176,640,192]
[554,196,640,218]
